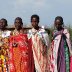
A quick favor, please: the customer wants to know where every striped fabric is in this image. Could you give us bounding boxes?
[49,28,71,72]
[28,28,49,72]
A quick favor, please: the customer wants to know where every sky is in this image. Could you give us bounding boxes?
[0,0,72,27]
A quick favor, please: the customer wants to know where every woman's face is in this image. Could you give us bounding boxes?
[0,20,6,29]
[14,19,22,30]
[31,17,39,28]
[55,19,62,30]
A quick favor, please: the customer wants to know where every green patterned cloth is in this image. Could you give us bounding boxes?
[64,39,70,72]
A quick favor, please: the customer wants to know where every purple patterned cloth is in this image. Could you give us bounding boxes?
[57,37,66,72]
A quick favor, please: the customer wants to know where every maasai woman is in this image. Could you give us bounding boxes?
[49,16,72,72]
[9,17,34,72]
[28,14,50,72]
[0,18,11,72]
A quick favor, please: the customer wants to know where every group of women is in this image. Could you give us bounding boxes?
[0,14,72,72]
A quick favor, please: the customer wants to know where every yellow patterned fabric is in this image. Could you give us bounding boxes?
[0,30,10,72]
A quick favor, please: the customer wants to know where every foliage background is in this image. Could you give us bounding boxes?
[46,25,72,41]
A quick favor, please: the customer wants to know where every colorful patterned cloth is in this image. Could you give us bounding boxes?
[28,28,49,72]
[0,30,11,72]
[49,28,71,72]
[9,34,34,72]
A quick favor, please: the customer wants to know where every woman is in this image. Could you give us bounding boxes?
[9,17,34,72]
[49,16,72,72]
[0,18,11,72]
[28,14,49,72]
